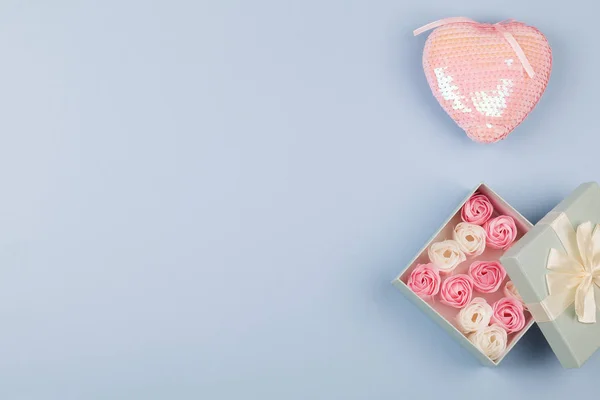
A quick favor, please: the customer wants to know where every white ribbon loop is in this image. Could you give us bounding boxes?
[529,213,600,324]
[413,17,536,79]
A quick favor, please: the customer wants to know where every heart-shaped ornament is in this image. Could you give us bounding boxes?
[416,18,552,143]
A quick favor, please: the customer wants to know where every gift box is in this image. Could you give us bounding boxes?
[393,183,534,366]
[394,182,600,368]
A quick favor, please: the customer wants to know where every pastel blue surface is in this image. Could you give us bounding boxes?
[1,1,599,399]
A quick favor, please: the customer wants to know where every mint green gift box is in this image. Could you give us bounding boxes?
[392,183,535,367]
[393,182,600,368]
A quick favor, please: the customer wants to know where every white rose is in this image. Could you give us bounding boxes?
[456,297,493,333]
[452,222,486,256]
[468,325,508,361]
[428,240,466,274]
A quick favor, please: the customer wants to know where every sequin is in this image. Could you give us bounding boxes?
[472,79,513,118]
[434,67,472,113]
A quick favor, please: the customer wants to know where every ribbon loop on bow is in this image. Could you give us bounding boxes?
[413,17,535,78]
[528,213,600,324]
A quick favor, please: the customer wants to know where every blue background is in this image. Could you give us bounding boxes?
[1,0,599,399]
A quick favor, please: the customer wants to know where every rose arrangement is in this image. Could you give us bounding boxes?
[405,193,529,361]
[455,296,520,360]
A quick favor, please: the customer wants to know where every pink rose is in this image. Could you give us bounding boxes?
[484,216,517,250]
[491,297,526,333]
[439,274,474,308]
[407,263,441,299]
[468,261,506,293]
[461,194,494,225]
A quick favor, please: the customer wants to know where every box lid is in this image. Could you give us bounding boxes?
[501,182,600,368]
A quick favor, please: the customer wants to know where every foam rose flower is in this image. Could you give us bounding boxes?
[461,194,494,225]
[440,274,474,308]
[484,216,518,250]
[428,240,466,275]
[453,222,486,256]
[456,297,493,333]
[504,281,526,308]
[468,325,508,361]
[491,297,526,333]
[407,263,441,299]
[468,261,506,293]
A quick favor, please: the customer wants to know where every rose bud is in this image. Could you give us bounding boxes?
[428,240,466,275]
[491,297,526,333]
[469,325,508,361]
[439,274,474,308]
[461,194,494,225]
[484,215,517,250]
[453,222,486,257]
[407,263,441,299]
[468,261,506,293]
[456,297,493,333]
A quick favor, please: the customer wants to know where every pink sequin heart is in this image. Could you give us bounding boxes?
[421,21,552,143]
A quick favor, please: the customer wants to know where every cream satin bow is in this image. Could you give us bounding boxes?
[529,213,600,324]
